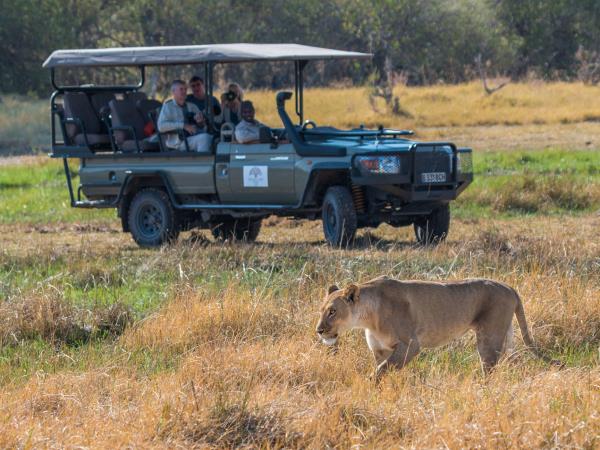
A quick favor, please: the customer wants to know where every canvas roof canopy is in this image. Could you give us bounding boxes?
[43,43,372,68]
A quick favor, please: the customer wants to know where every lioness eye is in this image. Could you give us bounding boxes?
[328,308,336,317]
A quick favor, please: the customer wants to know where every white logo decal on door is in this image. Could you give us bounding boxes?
[243,165,269,187]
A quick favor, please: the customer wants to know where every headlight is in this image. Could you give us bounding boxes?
[355,156,401,174]
[456,150,473,174]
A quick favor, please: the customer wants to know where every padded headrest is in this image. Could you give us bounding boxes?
[109,99,146,140]
[126,91,147,103]
[63,92,102,135]
[137,99,162,120]
[90,92,116,115]
[220,122,235,142]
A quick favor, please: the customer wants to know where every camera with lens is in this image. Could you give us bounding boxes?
[224,91,237,102]
[186,112,197,124]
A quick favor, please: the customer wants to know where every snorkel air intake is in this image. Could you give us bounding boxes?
[276,91,346,157]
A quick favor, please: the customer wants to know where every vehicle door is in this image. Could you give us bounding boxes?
[223,142,296,204]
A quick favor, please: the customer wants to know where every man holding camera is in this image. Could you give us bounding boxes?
[186,75,221,118]
[157,79,212,153]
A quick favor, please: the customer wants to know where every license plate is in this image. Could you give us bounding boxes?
[421,172,447,183]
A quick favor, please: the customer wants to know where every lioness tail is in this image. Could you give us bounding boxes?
[513,291,563,367]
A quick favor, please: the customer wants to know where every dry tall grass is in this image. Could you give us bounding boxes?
[0,216,598,448]
[0,293,133,347]
[5,81,600,154]
[250,81,600,131]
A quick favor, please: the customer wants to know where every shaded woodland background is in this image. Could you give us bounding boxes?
[3,0,600,96]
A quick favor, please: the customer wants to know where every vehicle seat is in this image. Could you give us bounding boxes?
[90,92,115,116]
[137,99,165,151]
[89,92,116,132]
[109,99,159,152]
[125,91,147,104]
[136,98,162,122]
[220,122,235,142]
[63,92,110,147]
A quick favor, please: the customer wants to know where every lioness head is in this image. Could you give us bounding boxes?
[316,284,360,346]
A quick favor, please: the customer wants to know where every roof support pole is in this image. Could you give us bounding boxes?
[294,60,307,125]
[138,65,145,89]
[51,68,59,91]
[205,62,215,132]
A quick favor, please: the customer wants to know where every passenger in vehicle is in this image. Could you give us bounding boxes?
[157,80,212,153]
[186,75,221,118]
[234,101,266,144]
[216,82,244,126]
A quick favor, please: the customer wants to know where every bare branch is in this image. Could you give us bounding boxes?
[476,54,508,95]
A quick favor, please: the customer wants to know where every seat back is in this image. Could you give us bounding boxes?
[125,91,147,104]
[109,99,146,144]
[90,92,116,132]
[137,99,162,122]
[63,92,103,139]
[220,122,235,142]
[90,92,116,116]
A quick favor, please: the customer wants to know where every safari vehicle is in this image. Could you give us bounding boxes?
[43,43,473,247]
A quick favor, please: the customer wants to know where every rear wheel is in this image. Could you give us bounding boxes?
[322,186,357,247]
[414,204,450,245]
[128,188,179,247]
[212,218,262,242]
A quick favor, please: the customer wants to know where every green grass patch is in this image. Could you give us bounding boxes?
[0,159,113,224]
[0,96,51,154]
[1,149,598,224]
[453,148,600,218]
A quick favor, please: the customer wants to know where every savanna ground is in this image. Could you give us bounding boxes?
[0,82,599,448]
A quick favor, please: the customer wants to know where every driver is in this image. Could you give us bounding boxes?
[234,101,265,144]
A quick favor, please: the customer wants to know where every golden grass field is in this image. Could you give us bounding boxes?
[252,81,600,151]
[0,82,599,448]
[4,81,600,152]
[0,217,598,448]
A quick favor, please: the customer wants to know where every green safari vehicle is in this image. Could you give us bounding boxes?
[43,43,473,247]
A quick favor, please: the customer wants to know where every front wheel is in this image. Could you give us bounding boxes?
[322,186,357,247]
[212,218,262,242]
[414,204,450,245]
[128,188,179,247]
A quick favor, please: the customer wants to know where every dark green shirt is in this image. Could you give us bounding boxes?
[185,94,222,117]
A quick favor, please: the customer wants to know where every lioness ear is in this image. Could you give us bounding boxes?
[345,284,360,304]
[327,285,340,295]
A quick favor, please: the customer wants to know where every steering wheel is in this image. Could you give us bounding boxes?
[301,120,317,131]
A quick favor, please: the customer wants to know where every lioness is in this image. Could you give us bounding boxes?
[316,276,555,379]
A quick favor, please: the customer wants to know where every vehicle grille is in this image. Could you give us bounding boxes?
[414,145,453,183]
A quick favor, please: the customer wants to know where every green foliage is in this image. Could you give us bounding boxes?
[3,0,600,96]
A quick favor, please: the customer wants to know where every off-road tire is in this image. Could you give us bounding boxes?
[414,204,450,245]
[212,218,262,242]
[322,186,357,247]
[128,188,179,247]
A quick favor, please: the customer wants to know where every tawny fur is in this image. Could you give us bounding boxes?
[316,276,553,380]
